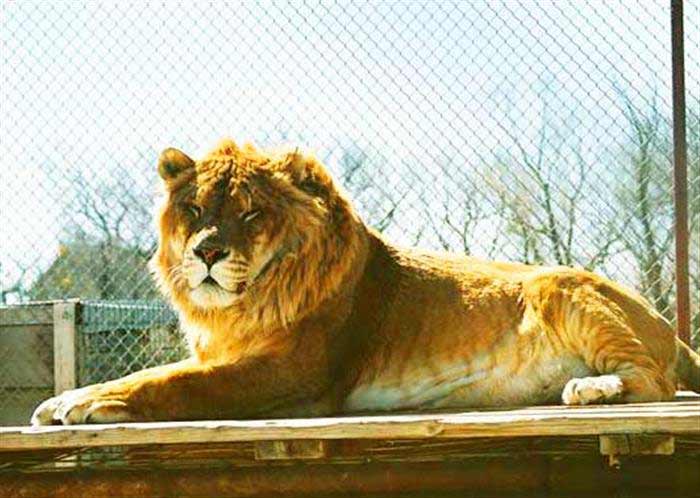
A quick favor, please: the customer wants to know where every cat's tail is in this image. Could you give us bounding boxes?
[676,338,700,393]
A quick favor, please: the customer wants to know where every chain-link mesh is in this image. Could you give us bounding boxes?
[1,1,698,423]
[78,301,185,385]
[0,301,185,424]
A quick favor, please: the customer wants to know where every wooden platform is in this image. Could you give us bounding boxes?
[1,398,699,498]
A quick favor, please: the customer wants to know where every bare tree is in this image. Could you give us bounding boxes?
[616,97,676,319]
[337,144,400,233]
[67,170,154,251]
[31,164,158,301]
[422,159,492,256]
[487,122,622,269]
[440,195,482,255]
[0,263,27,304]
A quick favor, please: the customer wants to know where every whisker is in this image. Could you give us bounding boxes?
[214,268,249,276]
[166,263,182,278]
[226,257,249,265]
[165,263,189,288]
[217,262,249,269]
[171,272,185,286]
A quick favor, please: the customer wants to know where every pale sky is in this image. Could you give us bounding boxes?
[1,1,698,299]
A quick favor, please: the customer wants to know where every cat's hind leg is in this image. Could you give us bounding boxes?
[523,271,676,406]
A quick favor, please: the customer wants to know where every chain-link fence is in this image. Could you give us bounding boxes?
[1,1,698,423]
[0,300,185,424]
[78,301,185,385]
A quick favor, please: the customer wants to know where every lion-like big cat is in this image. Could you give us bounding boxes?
[32,140,700,424]
[343,247,678,410]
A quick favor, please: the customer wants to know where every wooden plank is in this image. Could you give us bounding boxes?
[52,301,78,395]
[600,434,675,456]
[0,458,548,498]
[0,325,53,387]
[1,454,698,498]
[1,401,698,451]
[0,303,54,326]
[3,434,697,472]
[0,310,55,425]
[254,439,328,460]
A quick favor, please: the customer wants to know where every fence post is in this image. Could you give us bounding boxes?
[671,0,690,346]
[52,301,78,394]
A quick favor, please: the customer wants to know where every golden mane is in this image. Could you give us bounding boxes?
[152,140,370,361]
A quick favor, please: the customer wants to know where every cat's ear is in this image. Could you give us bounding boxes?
[157,148,194,185]
[282,149,331,200]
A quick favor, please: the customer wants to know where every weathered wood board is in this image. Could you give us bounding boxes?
[0,398,698,497]
[0,303,55,426]
[3,400,699,450]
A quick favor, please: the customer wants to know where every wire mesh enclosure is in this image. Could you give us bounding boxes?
[78,301,184,385]
[0,0,698,409]
[0,300,183,425]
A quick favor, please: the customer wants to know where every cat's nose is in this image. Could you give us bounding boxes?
[193,243,229,268]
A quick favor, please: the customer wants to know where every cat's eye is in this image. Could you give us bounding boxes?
[241,209,262,223]
[299,178,324,197]
[184,203,202,219]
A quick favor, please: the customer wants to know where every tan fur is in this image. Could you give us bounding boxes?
[31,140,700,425]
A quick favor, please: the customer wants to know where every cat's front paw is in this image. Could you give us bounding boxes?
[31,385,133,425]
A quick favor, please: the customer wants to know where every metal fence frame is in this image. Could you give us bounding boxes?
[671,0,690,347]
